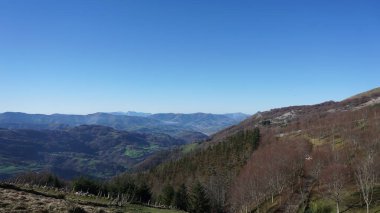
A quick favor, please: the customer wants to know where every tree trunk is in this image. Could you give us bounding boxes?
[366,202,369,213]
[336,202,339,213]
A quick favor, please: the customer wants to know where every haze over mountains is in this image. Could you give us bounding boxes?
[0,112,249,136]
[0,112,249,179]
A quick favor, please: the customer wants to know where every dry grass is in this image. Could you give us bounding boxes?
[0,185,185,213]
[0,187,110,213]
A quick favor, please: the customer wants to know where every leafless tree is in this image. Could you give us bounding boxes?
[354,150,376,213]
[321,162,349,213]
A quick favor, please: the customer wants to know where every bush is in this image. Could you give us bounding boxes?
[68,206,87,213]
[305,201,333,213]
[72,176,100,195]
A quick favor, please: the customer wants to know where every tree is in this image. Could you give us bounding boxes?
[173,184,189,211]
[320,163,350,213]
[306,145,333,189]
[229,138,310,212]
[252,128,260,149]
[135,182,151,203]
[14,171,65,188]
[354,151,376,213]
[189,181,210,213]
[206,173,229,213]
[160,184,175,207]
[106,174,137,205]
[349,120,379,213]
[72,176,100,195]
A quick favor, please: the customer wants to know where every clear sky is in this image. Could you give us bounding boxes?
[0,0,379,114]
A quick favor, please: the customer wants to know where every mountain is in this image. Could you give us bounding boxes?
[0,112,249,136]
[0,125,186,179]
[223,112,251,121]
[131,87,380,212]
[108,112,251,135]
[149,112,250,135]
[109,111,152,117]
[0,112,162,130]
[0,111,249,179]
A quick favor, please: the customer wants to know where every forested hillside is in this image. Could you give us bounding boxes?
[0,125,187,179]
[123,88,380,212]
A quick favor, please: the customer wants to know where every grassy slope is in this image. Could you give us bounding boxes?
[306,185,380,213]
[0,184,184,213]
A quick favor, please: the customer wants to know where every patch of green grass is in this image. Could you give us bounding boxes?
[124,147,145,158]
[124,144,161,158]
[182,143,198,154]
[0,163,43,175]
[310,138,324,146]
[307,185,380,213]
[141,144,160,152]
[124,204,184,213]
[0,165,20,173]
[305,200,333,213]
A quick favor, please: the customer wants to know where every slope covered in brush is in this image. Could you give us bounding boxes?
[130,88,380,212]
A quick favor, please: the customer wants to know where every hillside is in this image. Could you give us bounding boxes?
[212,87,380,143]
[346,87,380,100]
[130,88,380,213]
[0,125,188,179]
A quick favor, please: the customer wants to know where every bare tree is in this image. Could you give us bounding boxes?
[306,145,333,189]
[354,150,376,213]
[321,163,349,213]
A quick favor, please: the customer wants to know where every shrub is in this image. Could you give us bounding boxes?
[68,206,87,213]
[305,201,333,213]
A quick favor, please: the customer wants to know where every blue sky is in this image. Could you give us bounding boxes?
[0,0,379,114]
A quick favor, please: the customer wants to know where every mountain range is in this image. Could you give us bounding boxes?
[0,112,249,136]
[0,112,249,179]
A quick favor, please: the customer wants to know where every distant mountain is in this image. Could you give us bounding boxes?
[0,111,248,179]
[223,112,251,121]
[0,112,249,136]
[0,125,186,179]
[109,111,152,117]
[149,112,250,135]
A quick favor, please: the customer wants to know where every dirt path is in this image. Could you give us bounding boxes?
[274,175,315,213]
